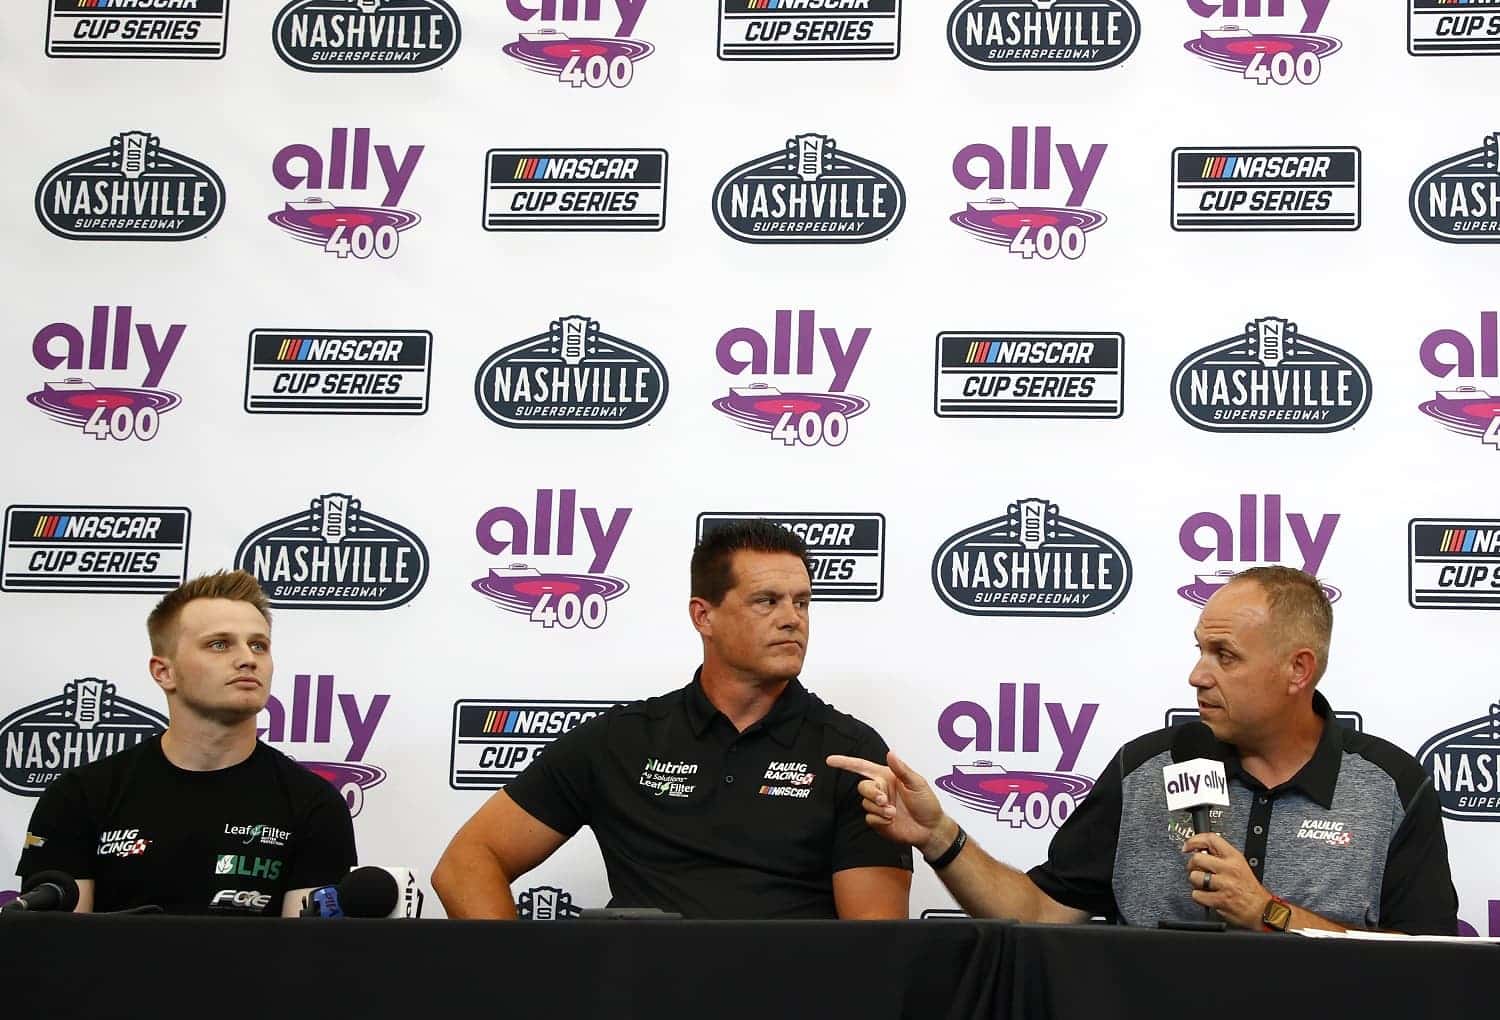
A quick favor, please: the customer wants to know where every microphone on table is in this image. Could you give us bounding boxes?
[1162,721,1232,930]
[302,866,424,919]
[1,871,80,914]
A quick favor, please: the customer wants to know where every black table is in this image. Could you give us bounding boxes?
[2,916,1489,1019]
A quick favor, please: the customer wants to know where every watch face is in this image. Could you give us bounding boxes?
[1264,900,1293,932]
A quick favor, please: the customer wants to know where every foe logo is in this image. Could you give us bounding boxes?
[1411,132,1500,246]
[719,0,901,61]
[502,0,653,88]
[29,306,185,442]
[0,680,167,797]
[1178,494,1341,605]
[270,127,423,260]
[1409,0,1500,57]
[273,0,462,72]
[36,131,224,241]
[47,0,230,59]
[1184,0,1340,86]
[1418,313,1500,452]
[947,1,1139,70]
[951,129,1107,259]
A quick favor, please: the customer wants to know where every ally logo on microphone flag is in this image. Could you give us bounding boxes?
[1163,759,1231,812]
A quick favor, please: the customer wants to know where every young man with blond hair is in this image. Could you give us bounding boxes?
[16,570,356,915]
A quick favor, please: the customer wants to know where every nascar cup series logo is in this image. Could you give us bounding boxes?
[47,0,230,59]
[718,1,902,61]
[482,149,668,232]
[951,129,1107,259]
[1409,0,1500,57]
[475,316,668,429]
[235,493,429,610]
[1171,317,1371,433]
[1,506,190,595]
[696,514,886,601]
[934,332,1123,419]
[1171,147,1360,232]
[29,305,184,441]
[932,499,1132,617]
[259,673,389,817]
[1409,519,1500,611]
[1418,313,1500,452]
[1178,494,1341,605]
[449,699,623,789]
[502,0,652,88]
[269,127,423,260]
[0,680,167,796]
[36,131,224,241]
[937,684,1098,830]
[273,0,462,72]
[1411,132,1500,245]
[474,490,631,631]
[947,0,1139,70]
[713,310,870,448]
[244,329,432,415]
[713,133,905,244]
[1184,0,1340,85]
[1419,702,1500,820]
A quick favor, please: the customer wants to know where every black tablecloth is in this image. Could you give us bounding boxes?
[1,916,1489,1019]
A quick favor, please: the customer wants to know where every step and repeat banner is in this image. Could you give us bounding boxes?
[0,2,1497,930]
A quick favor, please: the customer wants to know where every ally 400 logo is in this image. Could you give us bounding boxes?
[270,127,423,260]
[951,128,1107,260]
[1184,0,1341,86]
[1418,312,1500,452]
[501,0,652,88]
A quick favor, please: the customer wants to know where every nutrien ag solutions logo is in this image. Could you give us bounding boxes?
[934,332,1124,419]
[47,0,230,59]
[1409,519,1500,611]
[0,680,167,797]
[714,133,905,244]
[1419,702,1500,821]
[719,0,901,61]
[1,506,191,595]
[1171,147,1361,231]
[951,129,1107,259]
[269,127,423,260]
[475,316,668,429]
[936,684,1098,829]
[36,131,225,241]
[947,1,1139,70]
[1418,313,1500,452]
[1411,132,1500,245]
[1178,494,1340,605]
[1184,0,1340,85]
[696,513,886,602]
[450,699,623,789]
[474,490,631,631]
[258,672,389,817]
[1171,316,1371,433]
[235,493,429,610]
[713,310,870,448]
[502,0,653,88]
[29,305,184,441]
[1409,0,1500,57]
[244,329,432,415]
[482,148,668,232]
[932,499,1132,617]
[274,0,462,72]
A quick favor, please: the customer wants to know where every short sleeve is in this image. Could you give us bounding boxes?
[16,771,97,881]
[503,712,605,837]
[831,728,913,874]
[1378,777,1459,935]
[285,781,358,891]
[1027,748,1124,919]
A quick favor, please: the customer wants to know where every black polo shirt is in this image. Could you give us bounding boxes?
[505,673,912,919]
[1028,693,1458,933]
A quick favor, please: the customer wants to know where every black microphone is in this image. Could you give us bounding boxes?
[1169,721,1228,837]
[1,871,80,914]
[337,867,400,918]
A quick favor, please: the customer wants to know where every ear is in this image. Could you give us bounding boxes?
[688,596,714,639]
[1286,647,1317,695]
[148,655,175,695]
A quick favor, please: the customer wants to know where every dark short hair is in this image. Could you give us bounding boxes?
[1229,566,1333,683]
[691,520,813,605]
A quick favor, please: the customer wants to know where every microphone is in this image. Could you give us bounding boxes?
[299,885,343,918]
[1,871,80,914]
[1166,721,1230,836]
[303,867,424,919]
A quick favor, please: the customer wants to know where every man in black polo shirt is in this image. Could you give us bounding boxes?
[15,570,356,915]
[432,521,912,919]
[833,567,1458,934]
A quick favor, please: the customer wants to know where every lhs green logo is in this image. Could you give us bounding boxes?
[214,854,283,881]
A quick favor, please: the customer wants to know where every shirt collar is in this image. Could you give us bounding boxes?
[684,668,810,748]
[1224,691,1341,809]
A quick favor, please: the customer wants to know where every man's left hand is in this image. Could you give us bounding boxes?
[1183,832,1272,930]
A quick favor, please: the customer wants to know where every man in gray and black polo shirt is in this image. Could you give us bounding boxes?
[832,566,1458,934]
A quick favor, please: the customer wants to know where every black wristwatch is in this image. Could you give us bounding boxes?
[923,826,968,870]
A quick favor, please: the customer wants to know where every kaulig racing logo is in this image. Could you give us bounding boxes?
[1170,147,1361,232]
[273,0,462,72]
[947,0,1139,70]
[46,0,230,59]
[1184,0,1340,86]
[937,683,1098,829]
[1411,132,1500,245]
[244,329,432,415]
[482,148,668,232]
[0,679,166,796]
[1178,494,1341,605]
[713,133,905,244]
[1419,702,1500,821]
[235,493,429,610]
[951,128,1107,259]
[1408,519,1500,611]
[1171,316,1371,433]
[474,489,631,631]
[450,699,623,789]
[270,127,423,260]
[718,0,902,61]
[36,130,224,241]
[475,315,668,428]
[1409,0,1500,57]
[713,310,870,448]
[29,305,184,442]
[1418,312,1500,452]
[258,673,389,817]
[502,0,653,88]
[932,499,1132,617]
